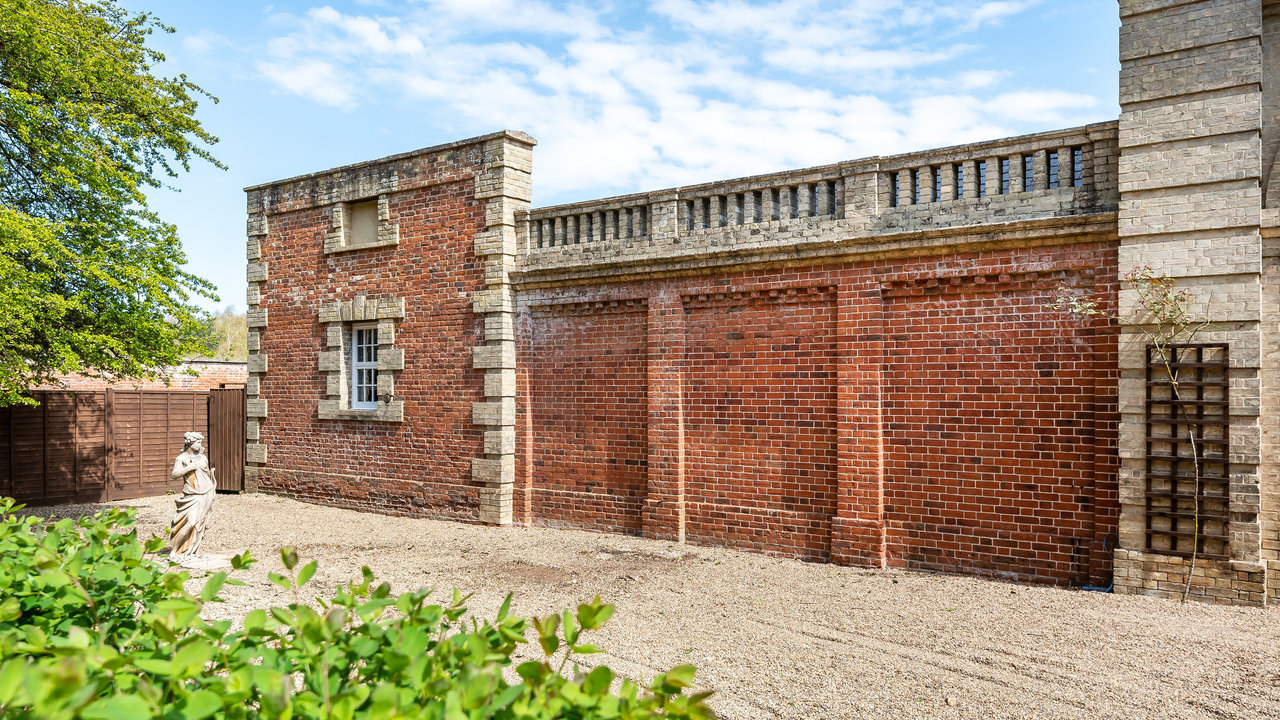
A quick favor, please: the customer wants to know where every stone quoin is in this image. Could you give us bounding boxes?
[245,0,1280,605]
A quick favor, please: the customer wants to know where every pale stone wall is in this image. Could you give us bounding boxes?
[1114,0,1269,605]
[1263,1,1280,204]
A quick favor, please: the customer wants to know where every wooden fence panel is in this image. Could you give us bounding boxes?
[76,393,107,498]
[43,393,76,500]
[0,388,240,505]
[109,390,142,498]
[11,403,45,501]
[0,405,9,499]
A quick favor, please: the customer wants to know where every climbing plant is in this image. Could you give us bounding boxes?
[1056,267,1211,602]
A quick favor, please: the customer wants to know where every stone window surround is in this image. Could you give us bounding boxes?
[317,296,406,422]
[325,193,400,254]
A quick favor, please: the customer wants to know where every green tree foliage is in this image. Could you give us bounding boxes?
[194,306,247,362]
[0,500,717,719]
[0,0,223,405]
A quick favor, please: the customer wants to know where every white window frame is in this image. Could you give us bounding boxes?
[350,322,379,410]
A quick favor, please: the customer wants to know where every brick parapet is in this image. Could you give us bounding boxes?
[518,123,1118,278]
[36,361,248,392]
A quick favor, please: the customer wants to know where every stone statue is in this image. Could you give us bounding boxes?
[170,431,217,560]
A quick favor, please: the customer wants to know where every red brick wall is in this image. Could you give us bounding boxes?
[515,241,1118,585]
[681,290,839,560]
[38,361,247,392]
[881,271,1115,583]
[254,147,488,518]
[520,302,648,534]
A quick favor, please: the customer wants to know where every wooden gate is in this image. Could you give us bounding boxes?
[208,387,245,492]
[0,387,246,505]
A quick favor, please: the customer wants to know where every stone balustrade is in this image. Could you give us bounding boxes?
[518,121,1118,274]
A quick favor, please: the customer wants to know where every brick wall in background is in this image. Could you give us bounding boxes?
[516,242,1118,586]
[681,288,839,561]
[37,361,247,392]
[521,301,649,535]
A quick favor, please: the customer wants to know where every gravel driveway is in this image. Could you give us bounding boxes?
[27,494,1280,720]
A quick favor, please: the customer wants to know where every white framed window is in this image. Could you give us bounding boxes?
[351,323,379,410]
[318,296,404,422]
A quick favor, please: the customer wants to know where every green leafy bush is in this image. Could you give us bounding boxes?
[0,499,715,719]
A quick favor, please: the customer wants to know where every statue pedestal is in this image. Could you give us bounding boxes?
[171,554,232,571]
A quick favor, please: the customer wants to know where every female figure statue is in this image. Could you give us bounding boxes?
[170,431,217,559]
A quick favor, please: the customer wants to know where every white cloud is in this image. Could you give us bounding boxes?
[967,1,1039,30]
[258,59,355,108]
[183,30,227,56]
[989,90,1100,124]
[956,69,1008,90]
[252,0,1105,202]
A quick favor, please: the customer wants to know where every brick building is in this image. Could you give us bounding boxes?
[245,0,1280,604]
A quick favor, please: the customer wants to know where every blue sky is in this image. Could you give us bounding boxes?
[124,0,1121,313]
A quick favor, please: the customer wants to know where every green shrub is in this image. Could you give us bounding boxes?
[0,499,715,719]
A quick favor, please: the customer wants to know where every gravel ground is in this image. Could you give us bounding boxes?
[25,493,1280,720]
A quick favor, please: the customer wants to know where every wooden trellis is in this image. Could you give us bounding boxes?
[1145,344,1229,558]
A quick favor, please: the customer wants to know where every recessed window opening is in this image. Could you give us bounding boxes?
[889,175,899,207]
[753,190,764,222]
[910,169,919,205]
[701,197,711,230]
[1022,155,1034,192]
[930,167,941,203]
[771,188,782,220]
[954,164,964,200]
[1072,147,1084,187]
[1000,158,1011,195]
[351,324,379,410]
[1048,150,1060,189]
[828,181,839,215]
[685,201,695,232]
[718,195,728,227]
[625,208,634,237]
[977,160,987,198]
[789,186,800,218]
[734,193,745,224]
[347,199,378,247]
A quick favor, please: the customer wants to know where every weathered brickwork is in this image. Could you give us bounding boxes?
[37,361,247,392]
[248,1,1276,601]
[245,133,533,518]
[880,266,1118,585]
[681,289,839,561]
[520,301,649,535]
[514,243,1118,584]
